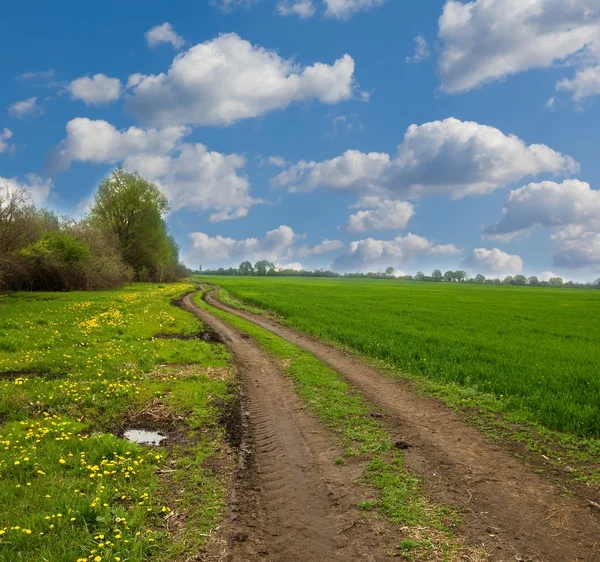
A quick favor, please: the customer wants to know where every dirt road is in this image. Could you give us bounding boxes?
[180,292,404,562]
[203,287,600,562]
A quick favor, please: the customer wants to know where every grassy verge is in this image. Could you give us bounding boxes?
[207,283,600,489]
[194,290,479,561]
[0,283,235,561]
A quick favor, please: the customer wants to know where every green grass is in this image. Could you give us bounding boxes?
[0,283,235,561]
[193,290,466,559]
[198,277,600,439]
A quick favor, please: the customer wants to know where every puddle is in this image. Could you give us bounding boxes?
[124,429,166,446]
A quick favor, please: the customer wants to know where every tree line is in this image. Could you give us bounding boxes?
[198,263,600,289]
[0,170,188,292]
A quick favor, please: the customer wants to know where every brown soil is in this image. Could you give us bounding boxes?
[203,287,600,562]
[179,293,417,562]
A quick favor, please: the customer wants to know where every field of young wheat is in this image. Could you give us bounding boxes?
[207,277,600,437]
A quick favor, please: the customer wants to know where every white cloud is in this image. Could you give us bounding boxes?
[406,35,430,64]
[126,33,356,127]
[484,180,600,239]
[17,69,55,81]
[464,248,523,276]
[277,0,316,18]
[539,270,562,282]
[331,233,461,272]
[0,128,13,154]
[8,97,43,118]
[557,65,600,101]
[211,0,263,11]
[274,118,577,199]
[485,179,600,269]
[145,22,185,49]
[0,174,53,205]
[67,74,122,104]
[297,238,344,258]
[345,198,414,232]
[187,225,298,265]
[276,262,305,271]
[324,0,386,19]
[438,0,600,94]
[49,118,256,221]
[51,118,188,171]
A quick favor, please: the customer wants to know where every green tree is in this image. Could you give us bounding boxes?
[239,261,254,276]
[431,269,443,282]
[549,277,564,287]
[415,271,426,281]
[255,260,272,276]
[503,276,514,285]
[513,274,527,286]
[474,274,486,283]
[455,270,467,282]
[385,266,395,276]
[89,170,177,280]
[528,276,539,286]
[444,270,454,282]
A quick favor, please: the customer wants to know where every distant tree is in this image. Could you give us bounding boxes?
[528,276,539,286]
[431,269,443,282]
[415,271,426,281]
[268,263,276,275]
[254,260,272,276]
[513,274,527,286]
[474,274,486,284]
[385,266,395,276]
[594,278,600,289]
[549,277,564,287]
[455,270,467,283]
[444,270,455,282]
[239,261,254,276]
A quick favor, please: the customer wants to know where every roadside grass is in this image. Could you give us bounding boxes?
[0,283,235,561]
[194,290,472,561]
[201,278,600,486]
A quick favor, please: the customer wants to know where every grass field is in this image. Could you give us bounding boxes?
[201,277,600,438]
[0,283,233,562]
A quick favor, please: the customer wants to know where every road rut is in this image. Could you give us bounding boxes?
[180,292,402,562]
[204,287,600,562]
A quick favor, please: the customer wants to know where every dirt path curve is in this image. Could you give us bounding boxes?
[180,292,402,562]
[204,287,600,562]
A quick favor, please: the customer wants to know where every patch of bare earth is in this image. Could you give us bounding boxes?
[204,287,600,562]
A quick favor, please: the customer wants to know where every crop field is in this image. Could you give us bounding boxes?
[0,283,233,562]
[204,277,600,438]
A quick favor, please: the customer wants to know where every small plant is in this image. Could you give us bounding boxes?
[335,457,345,465]
[358,500,377,511]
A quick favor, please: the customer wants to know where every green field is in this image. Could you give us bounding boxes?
[204,277,600,438]
[0,283,233,562]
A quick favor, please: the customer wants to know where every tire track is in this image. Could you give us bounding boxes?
[204,286,600,562]
[179,292,402,562]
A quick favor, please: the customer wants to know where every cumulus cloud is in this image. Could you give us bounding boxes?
[484,179,600,269]
[67,74,122,104]
[274,118,577,199]
[484,180,600,239]
[187,225,298,264]
[126,33,356,127]
[331,233,461,272]
[438,0,600,94]
[324,0,386,19]
[48,118,257,221]
[406,35,430,64]
[539,270,562,282]
[297,238,344,258]
[145,22,185,49]
[0,128,13,154]
[276,262,305,271]
[277,0,316,18]
[345,198,414,232]
[0,174,53,205]
[464,248,523,276]
[8,97,43,118]
[557,65,600,102]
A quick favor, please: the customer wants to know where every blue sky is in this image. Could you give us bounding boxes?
[2,0,600,279]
